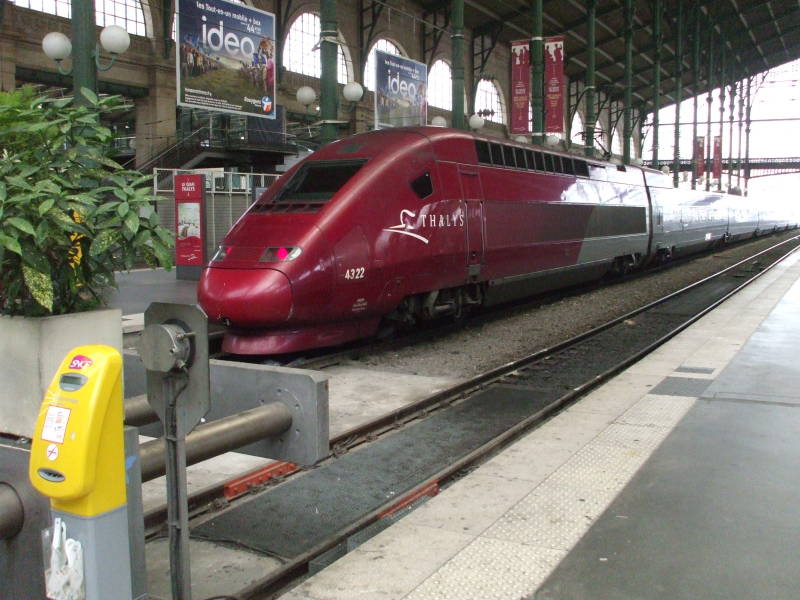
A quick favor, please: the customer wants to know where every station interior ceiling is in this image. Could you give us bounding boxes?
[456,0,800,108]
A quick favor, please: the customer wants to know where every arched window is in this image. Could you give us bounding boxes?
[474,78,505,124]
[283,13,350,84]
[427,60,452,110]
[364,39,402,91]
[570,112,584,147]
[15,0,146,36]
[611,125,624,156]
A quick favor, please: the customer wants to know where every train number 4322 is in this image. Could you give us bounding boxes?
[344,267,365,280]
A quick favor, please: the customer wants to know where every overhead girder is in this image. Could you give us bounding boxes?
[422,5,450,66]
[359,0,386,72]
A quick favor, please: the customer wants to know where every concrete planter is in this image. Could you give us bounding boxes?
[0,309,122,438]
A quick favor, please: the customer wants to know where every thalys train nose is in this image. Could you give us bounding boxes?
[198,268,293,327]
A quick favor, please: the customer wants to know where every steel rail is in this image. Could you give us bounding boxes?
[231,236,800,599]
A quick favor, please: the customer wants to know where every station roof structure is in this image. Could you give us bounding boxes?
[448,0,800,110]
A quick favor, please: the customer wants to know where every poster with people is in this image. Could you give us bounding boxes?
[510,40,531,135]
[544,36,565,135]
[374,51,428,129]
[177,0,276,119]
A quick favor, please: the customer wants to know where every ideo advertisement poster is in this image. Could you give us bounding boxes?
[177,0,276,119]
[374,51,428,129]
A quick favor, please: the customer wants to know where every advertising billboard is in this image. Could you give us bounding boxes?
[510,40,531,135]
[374,51,428,129]
[544,36,565,135]
[177,0,276,119]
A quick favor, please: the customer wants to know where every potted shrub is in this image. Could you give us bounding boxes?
[0,86,174,436]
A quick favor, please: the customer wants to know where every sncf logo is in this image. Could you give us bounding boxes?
[68,355,93,370]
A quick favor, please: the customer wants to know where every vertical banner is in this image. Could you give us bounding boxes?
[694,136,705,178]
[713,135,722,180]
[374,51,428,129]
[175,174,206,279]
[177,0,276,119]
[510,40,531,135]
[544,36,565,135]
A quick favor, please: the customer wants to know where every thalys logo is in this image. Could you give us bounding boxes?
[68,355,93,370]
[383,209,466,244]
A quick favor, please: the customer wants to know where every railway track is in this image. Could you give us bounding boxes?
[139,235,800,599]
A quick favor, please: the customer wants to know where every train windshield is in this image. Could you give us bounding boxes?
[273,159,367,204]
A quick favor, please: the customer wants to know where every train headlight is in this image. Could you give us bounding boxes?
[259,246,302,262]
[211,246,231,262]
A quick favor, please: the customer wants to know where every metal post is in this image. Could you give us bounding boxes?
[737,78,744,188]
[744,76,752,196]
[531,0,544,145]
[164,377,192,600]
[727,79,735,191]
[451,0,465,130]
[691,2,700,189]
[705,34,714,191]
[72,0,97,105]
[622,0,634,164]
[672,0,683,187]
[652,0,662,163]
[319,0,339,145]
[585,0,596,157]
[717,44,725,191]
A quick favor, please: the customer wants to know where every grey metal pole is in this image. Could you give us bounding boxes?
[737,78,744,188]
[139,403,293,482]
[744,76,752,196]
[623,0,634,164]
[727,79,736,190]
[652,0,662,163]
[72,0,97,105]
[451,0,465,130]
[164,377,192,600]
[691,2,700,189]
[717,44,725,191]
[705,34,714,191]
[585,0,597,157]
[531,0,544,144]
[319,0,339,145]
[672,0,683,187]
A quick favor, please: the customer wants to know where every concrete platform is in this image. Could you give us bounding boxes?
[278,250,800,600]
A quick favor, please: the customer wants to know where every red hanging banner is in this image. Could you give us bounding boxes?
[712,136,722,180]
[544,36,565,135]
[174,174,206,268]
[694,136,705,179]
[510,40,531,135]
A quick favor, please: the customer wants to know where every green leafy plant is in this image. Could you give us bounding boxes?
[0,86,174,316]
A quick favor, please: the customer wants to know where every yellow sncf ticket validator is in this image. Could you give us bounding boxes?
[29,345,127,517]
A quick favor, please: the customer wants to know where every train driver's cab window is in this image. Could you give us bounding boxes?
[273,159,367,204]
[410,172,434,199]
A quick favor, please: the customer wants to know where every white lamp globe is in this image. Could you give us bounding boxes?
[660,166,670,175]
[514,135,528,143]
[296,86,317,107]
[545,134,560,146]
[42,32,72,61]
[468,114,485,130]
[99,25,130,55]
[342,81,364,103]
[430,116,447,127]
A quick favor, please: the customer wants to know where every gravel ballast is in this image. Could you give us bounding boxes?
[351,231,800,379]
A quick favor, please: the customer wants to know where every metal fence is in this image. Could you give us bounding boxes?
[153,169,279,259]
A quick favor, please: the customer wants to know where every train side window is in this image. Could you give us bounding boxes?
[489,143,505,166]
[562,157,575,175]
[475,140,492,164]
[543,153,554,172]
[525,150,535,170]
[503,145,517,168]
[574,160,590,177]
[410,172,434,199]
[533,151,544,170]
[551,155,563,173]
[514,147,527,169]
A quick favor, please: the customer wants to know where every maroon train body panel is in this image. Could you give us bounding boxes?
[198,127,798,355]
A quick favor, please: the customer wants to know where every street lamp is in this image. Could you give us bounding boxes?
[41,0,130,106]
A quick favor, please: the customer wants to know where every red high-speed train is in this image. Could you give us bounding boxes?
[198,126,798,355]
